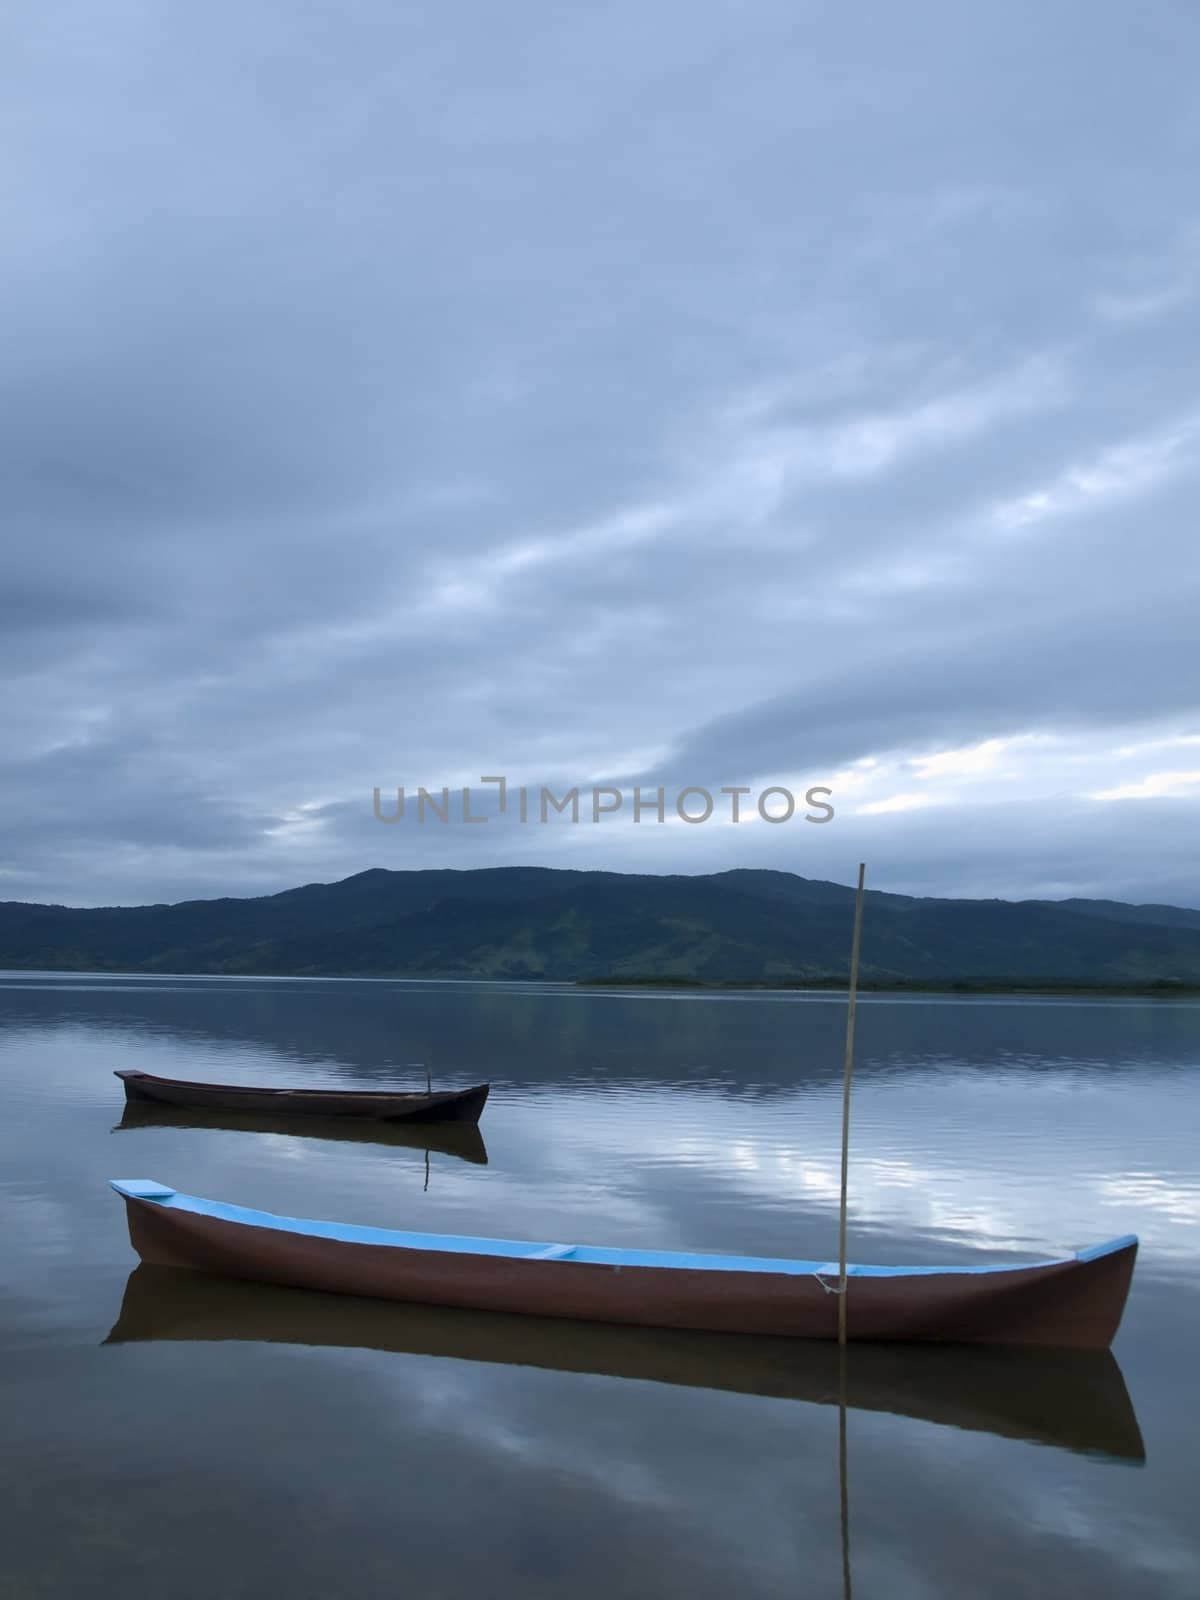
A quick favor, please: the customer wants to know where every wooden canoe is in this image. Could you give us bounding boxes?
[109,1179,1138,1349]
[114,1103,489,1164]
[114,1069,489,1124]
[105,1262,1146,1460]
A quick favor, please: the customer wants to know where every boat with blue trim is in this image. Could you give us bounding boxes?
[109,1179,1138,1349]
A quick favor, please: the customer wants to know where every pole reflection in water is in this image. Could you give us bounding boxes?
[839,1346,852,1600]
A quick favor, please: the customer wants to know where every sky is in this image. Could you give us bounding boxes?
[3,1,1199,909]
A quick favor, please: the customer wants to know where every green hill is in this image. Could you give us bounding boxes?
[2,866,1200,987]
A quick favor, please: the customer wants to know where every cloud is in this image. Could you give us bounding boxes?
[1091,771,1200,802]
[857,793,936,816]
[988,411,1200,534]
[2,2,1198,908]
[1092,223,1200,325]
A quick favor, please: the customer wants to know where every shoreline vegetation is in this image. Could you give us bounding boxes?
[575,976,1200,997]
[1,963,1196,997]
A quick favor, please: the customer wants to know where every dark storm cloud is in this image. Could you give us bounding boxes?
[2,1,1198,906]
[628,589,1200,794]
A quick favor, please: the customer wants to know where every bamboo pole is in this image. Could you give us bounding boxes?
[837,863,867,1347]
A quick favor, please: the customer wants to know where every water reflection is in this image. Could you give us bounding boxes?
[5,970,1199,1096]
[2,976,1197,1597]
[112,1103,489,1165]
[106,1265,1145,1463]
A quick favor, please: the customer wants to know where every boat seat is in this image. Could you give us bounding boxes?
[527,1243,577,1260]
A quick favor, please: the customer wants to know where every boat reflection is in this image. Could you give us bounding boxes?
[112,1104,489,1165]
[105,1265,1144,1462]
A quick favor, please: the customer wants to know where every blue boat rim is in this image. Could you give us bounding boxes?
[109,1179,1138,1279]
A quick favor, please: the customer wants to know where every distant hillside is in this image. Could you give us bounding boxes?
[2,866,1200,987]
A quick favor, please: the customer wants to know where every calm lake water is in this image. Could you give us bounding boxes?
[1,973,1199,1598]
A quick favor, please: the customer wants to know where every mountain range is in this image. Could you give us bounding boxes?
[2,866,1200,987]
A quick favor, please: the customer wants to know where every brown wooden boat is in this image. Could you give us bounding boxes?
[113,1102,489,1163]
[105,1263,1146,1460]
[109,1179,1138,1349]
[114,1068,489,1124]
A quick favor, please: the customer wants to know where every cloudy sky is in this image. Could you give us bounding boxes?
[4,2,1199,908]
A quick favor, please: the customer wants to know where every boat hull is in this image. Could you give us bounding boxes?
[115,1070,489,1124]
[118,1194,1137,1349]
